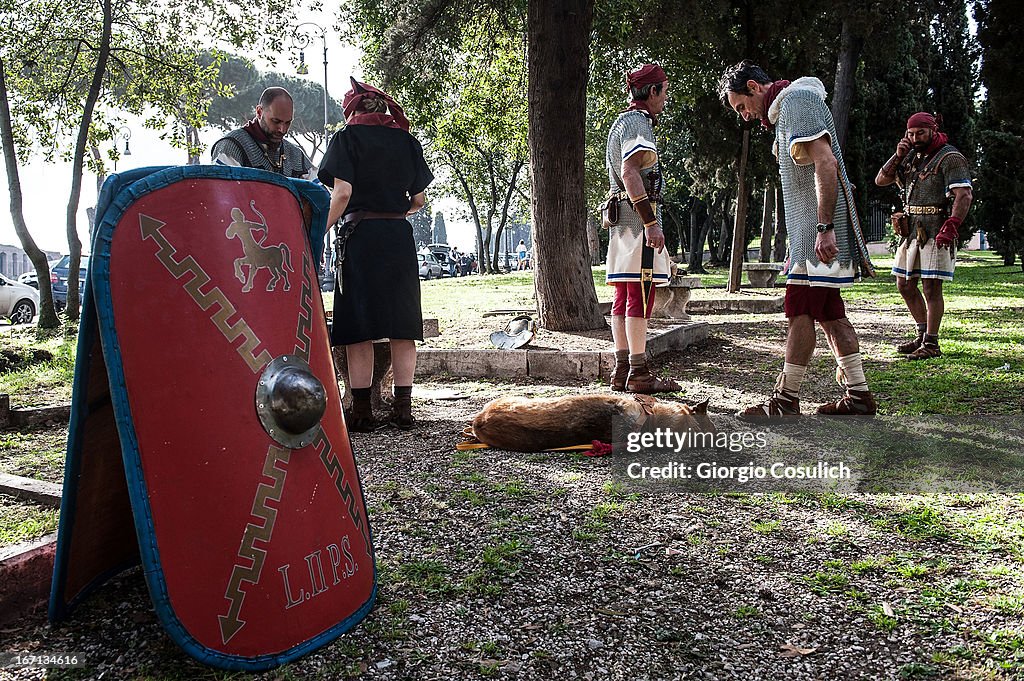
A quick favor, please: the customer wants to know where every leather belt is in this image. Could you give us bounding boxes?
[906,205,945,215]
[342,210,408,224]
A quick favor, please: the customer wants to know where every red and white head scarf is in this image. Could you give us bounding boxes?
[342,77,410,131]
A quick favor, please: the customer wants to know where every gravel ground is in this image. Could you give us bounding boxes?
[3,308,1022,680]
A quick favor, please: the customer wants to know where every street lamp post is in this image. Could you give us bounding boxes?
[292,21,329,139]
[291,21,333,289]
[112,125,131,171]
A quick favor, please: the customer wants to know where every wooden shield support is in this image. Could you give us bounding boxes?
[49,166,376,671]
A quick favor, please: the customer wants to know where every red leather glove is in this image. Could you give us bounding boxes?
[935,216,962,250]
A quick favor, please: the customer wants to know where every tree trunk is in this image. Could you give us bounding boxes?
[187,124,201,165]
[0,58,59,329]
[727,129,751,292]
[759,180,776,263]
[89,142,106,247]
[665,205,686,260]
[715,212,731,265]
[586,213,602,265]
[528,0,603,331]
[65,0,113,321]
[773,183,788,263]
[491,157,525,272]
[451,160,489,273]
[832,18,864,152]
[687,199,710,274]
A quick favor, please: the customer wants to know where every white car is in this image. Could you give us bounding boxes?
[418,252,443,280]
[0,273,39,324]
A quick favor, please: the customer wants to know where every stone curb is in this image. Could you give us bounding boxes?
[0,394,71,429]
[0,472,62,507]
[416,322,709,382]
[0,532,57,628]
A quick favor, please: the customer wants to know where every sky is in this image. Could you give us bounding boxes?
[0,12,476,255]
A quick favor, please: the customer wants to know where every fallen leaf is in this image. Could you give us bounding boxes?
[779,643,817,658]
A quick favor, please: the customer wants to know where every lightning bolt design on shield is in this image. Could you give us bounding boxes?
[139,214,272,373]
[291,252,371,553]
[217,445,291,644]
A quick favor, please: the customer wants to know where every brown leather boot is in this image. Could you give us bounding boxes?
[625,363,681,394]
[611,358,630,391]
[345,393,377,433]
[896,333,924,354]
[907,341,942,360]
[738,390,800,418]
[389,394,415,430]
[816,389,877,415]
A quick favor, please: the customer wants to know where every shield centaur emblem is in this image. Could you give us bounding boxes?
[50,166,375,671]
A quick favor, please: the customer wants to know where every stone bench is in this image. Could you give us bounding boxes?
[650,275,702,320]
[743,262,784,288]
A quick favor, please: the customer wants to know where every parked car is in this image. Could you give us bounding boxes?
[0,273,39,324]
[426,243,454,277]
[52,254,90,311]
[17,271,38,289]
[418,252,443,280]
[17,259,62,290]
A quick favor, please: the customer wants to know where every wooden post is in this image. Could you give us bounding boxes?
[727,128,750,292]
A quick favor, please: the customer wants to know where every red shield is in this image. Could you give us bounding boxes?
[53,170,374,668]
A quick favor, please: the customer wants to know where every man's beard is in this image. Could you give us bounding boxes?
[912,133,932,153]
[260,120,285,145]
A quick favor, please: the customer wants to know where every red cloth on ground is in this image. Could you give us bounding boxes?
[584,441,613,457]
[783,285,847,322]
[611,281,657,319]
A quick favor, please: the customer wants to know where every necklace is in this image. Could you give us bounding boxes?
[260,143,286,172]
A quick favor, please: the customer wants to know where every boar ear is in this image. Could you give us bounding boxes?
[694,398,710,414]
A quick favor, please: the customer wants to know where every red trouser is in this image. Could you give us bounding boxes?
[610,282,656,318]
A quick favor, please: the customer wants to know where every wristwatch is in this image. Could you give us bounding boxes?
[816,222,835,233]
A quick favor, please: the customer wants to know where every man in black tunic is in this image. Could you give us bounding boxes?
[318,78,433,431]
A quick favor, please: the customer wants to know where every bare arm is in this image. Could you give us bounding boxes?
[326,180,353,227]
[408,192,426,215]
[875,136,912,187]
[805,136,838,224]
[949,186,972,220]
[620,153,647,200]
[801,137,841,263]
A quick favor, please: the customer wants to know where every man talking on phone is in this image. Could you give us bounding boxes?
[875,112,973,360]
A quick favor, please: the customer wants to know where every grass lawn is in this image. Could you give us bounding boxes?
[0,327,78,407]
[856,253,1024,415]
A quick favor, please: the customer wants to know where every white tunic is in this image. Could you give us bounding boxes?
[604,110,673,286]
